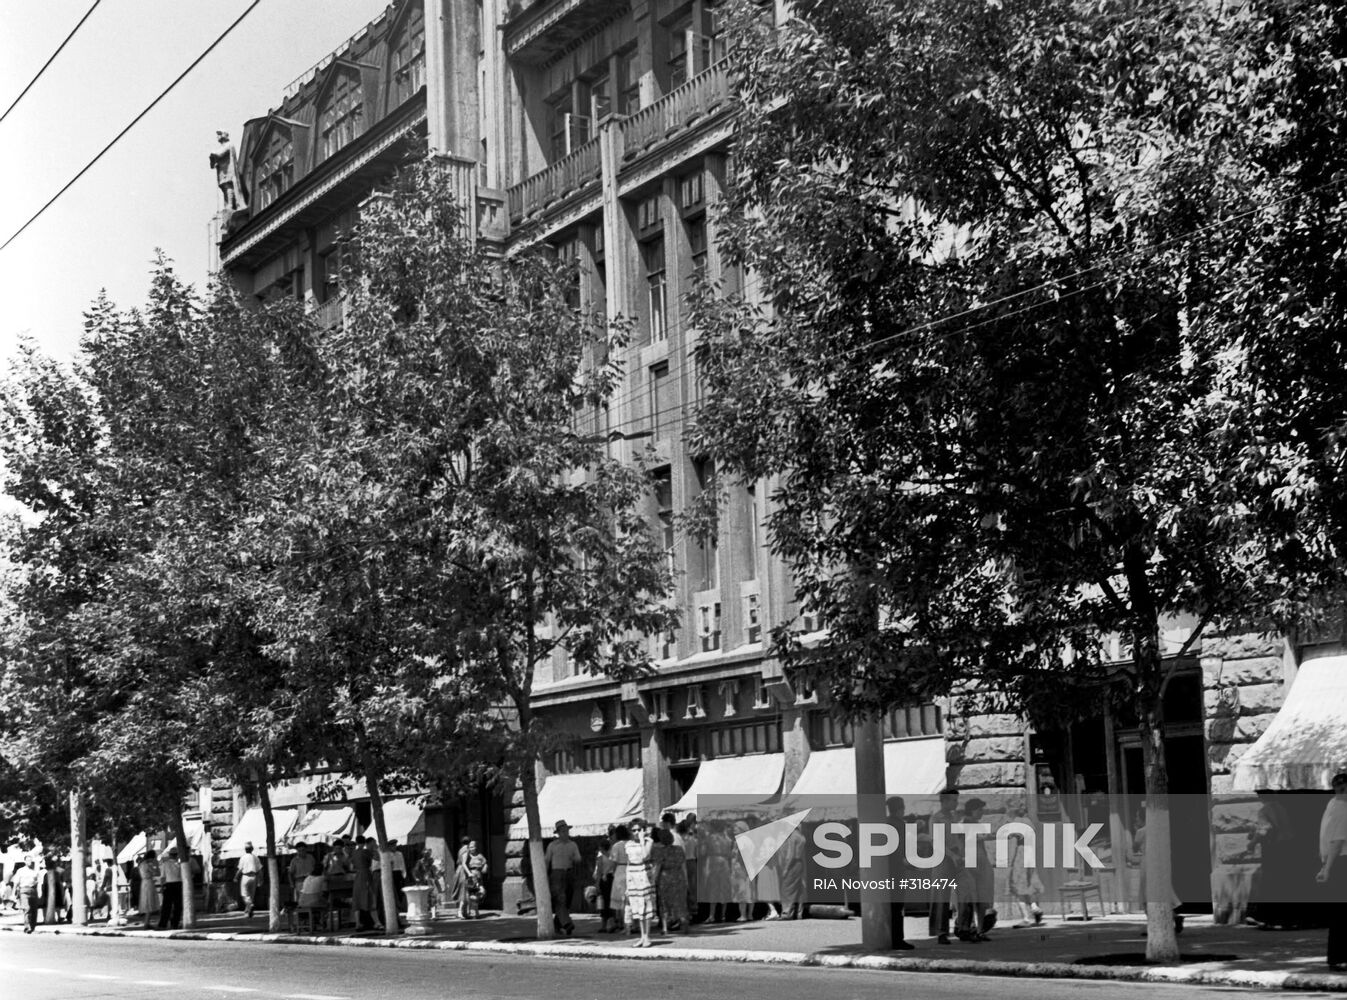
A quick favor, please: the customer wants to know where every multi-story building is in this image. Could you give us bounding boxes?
[213,0,1345,924]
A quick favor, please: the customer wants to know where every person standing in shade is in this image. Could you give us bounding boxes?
[608,825,630,932]
[12,855,42,933]
[928,789,960,944]
[351,837,378,930]
[679,815,700,922]
[158,847,184,929]
[137,850,161,928]
[653,827,689,933]
[1316,771,1347,971]
[776,819,807,920]
[545,820,582,935]
[886,797,914,949]
[237,842,263,919]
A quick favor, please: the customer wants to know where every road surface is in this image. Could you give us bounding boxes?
[0,933,1296,999]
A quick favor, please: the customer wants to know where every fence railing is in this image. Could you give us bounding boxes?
[620,59,731,164]
[506,136,602,222]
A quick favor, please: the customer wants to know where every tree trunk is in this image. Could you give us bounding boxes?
[69,791,88,926]
[1133,637,1179,962]
[171,810,196,930]
[364,767,403,937]
[259,783,283,932]
[520,762,555,940]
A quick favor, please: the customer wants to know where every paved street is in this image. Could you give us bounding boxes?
[0,933,1311,1000]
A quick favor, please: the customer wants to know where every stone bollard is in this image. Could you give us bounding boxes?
[403,885,433,936]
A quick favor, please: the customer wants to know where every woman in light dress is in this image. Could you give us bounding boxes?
[607,825,630,932]
[700,822,733,922]
[137,850,161,928]
[728,821,757,921]
[624,821,657,947]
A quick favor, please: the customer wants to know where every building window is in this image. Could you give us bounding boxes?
[650,361,675,441]
[390,5,426,106]
[643,236,667,342]
[668,17,693,89]
[744,484,759,580]
[319,71,364,160]
[653,468,675,579]
[550,234,581,308]
[255,133,294,211]
[549,93,590,159]
[694,457,718,592]
[618,50,640,114]
[591,72,612,121]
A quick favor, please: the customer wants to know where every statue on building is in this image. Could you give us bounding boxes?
[209,130,247,214]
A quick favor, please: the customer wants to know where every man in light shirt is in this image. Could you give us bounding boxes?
[544,820,582,936]
[11,855,42,933]
[1317,771,1347,971]
[237,842,263,919]
[158,846,184,929]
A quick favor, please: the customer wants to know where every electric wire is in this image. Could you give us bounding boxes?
[0,0,263,256]
[0,0,102,126]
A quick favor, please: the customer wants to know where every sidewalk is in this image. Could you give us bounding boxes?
[4,906,1346,992]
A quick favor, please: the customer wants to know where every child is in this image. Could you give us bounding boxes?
[1006,832,1044,927]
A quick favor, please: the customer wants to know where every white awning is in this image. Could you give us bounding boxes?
[508,768,643,839]
[220,807,300,858]
[787,738,948,799]
[285,805,358,847]
[116,832,149,865]
[669,753,785,813]
[1233,654,1347,790]
[379,798,426,844]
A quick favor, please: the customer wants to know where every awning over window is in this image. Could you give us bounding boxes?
[284,805,358,847]
[787,737,948,799]
[220,807,300,858]
[507,768,643,840]
[669,753,785,814]
[379,798,426,844]
[1232,654,1347,791]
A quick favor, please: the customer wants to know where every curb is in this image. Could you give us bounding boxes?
[5,923,1346,992]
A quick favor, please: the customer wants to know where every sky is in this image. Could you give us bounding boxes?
[0,0,393,364]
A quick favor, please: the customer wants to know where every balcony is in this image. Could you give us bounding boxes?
[507,136,602,223]
[310,295,345,330]
[620,60,732,165]
[504,0,630,65]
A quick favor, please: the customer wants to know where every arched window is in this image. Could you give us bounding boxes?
[319,70,364,160]
[390,5,426,107]
[255,130,294,210]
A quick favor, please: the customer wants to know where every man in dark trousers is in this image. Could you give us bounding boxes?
[544,820,582,935]
[887,796,914,949]
[158,846,184,929]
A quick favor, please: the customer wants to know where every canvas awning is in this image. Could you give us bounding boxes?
[116,832,149,865]
[787,737,948,800]
[379,798,426,844]
[507,768,643,839]
[220,807,300,858]
[284,805,357,847]
[669,753,785,814]
[1233,654,1347,790]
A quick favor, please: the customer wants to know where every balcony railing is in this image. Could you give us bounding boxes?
[310,295,344,330]
[620,59,731,164]
[507,135,602,222]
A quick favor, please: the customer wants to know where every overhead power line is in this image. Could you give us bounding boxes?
[0,0,103,126]
[0,0,263,257]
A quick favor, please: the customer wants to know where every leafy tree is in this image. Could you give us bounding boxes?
[693,0,1331,959]
[244,161,677,939]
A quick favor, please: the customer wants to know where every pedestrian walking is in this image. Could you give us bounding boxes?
[653,827,689,933]
[608,825,630,932]
[953,798,994,941]
[679,815,700,921]
[237,842,263,918]
[1006,832,1044,927]
[351,837,378,930]
[453,836,471,918]
[593,835,616,931]
[11,855,42,933]
[545,820,581,935]
[137,850,161,928]
[1317,771,1347,971]
[158,847,184,929]
[775,820,807,920]
[625,821,657,947]
[462,840,487,919]
[928,789,960,943]
[701,820,733,922]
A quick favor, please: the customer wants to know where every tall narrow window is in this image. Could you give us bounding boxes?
[745,484,759,580]
[653,469,675,579]
[643,236,667,343]
[668,18,692,89]
[255,132,294,211]
[390,5,426,106]
[319,71,364,160]
[549,93,573,160]
[650,361,675,440]
[694,458,719,591]
[618,50,640,114]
